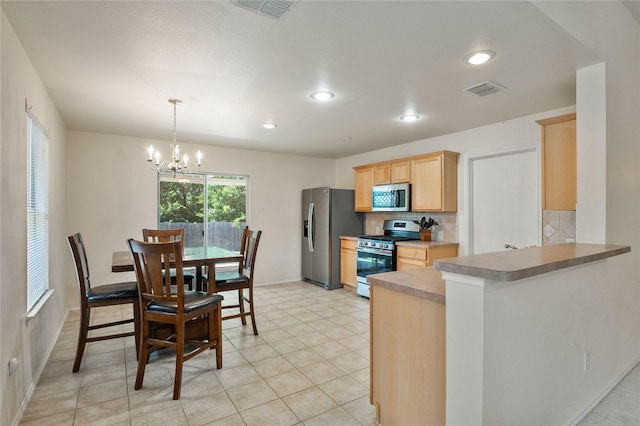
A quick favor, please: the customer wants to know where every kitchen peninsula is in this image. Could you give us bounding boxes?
[368,243,633,426]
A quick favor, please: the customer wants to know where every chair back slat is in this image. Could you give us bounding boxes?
[128,239,185,308]
[242,229,262,278]
[67,233,92,293]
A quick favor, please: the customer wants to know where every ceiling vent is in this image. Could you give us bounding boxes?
[232,0,294,19]
[464,80,507,97]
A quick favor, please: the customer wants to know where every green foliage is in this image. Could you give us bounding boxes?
[208,181,246,225]
[159,176,246,225]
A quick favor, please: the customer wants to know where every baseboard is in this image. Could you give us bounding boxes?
[569,357,640,426]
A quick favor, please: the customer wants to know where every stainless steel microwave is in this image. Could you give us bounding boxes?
[371,183,410,211]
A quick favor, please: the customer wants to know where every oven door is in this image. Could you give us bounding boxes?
[357,246,393,279]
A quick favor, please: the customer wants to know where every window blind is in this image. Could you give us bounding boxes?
[27,115,49,312]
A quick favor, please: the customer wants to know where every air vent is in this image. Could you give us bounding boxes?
[232,0,294,19]
[464,80,507,97]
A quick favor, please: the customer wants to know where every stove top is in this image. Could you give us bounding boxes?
[357,219,421,250]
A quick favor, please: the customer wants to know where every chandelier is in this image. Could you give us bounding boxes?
[147,99,202,176]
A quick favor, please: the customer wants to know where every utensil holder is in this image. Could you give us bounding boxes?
[420,230,432,241]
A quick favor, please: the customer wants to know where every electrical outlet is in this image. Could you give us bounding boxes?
[584,352,590,371]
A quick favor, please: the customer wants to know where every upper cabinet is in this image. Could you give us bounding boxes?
[374,159,411,185]
[536,113,576,211]
[353,150,459,212]
[411,151,459,212]
[354,166,374,212]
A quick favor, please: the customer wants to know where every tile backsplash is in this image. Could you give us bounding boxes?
[542,210,576,245]
[365,212,458,242]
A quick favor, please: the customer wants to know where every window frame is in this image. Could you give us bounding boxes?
[26,114,50,313]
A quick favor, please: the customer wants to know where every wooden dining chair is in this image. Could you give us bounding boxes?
[67,233,140,373]
[207,228,262,335]
[142,228,195,290]
[127,238,223,400]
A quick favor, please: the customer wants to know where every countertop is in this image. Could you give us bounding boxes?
[367,243,630,303]
[435,242,630,282]
[395,240,459,249]
[339,235,459,249]
[367,267,445,304]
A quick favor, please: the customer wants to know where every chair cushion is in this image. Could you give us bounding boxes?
[87,281,138,302]
[202,271,249,286]
[147,292,224,314]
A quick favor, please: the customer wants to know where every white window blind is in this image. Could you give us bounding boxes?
[27,115,49,312]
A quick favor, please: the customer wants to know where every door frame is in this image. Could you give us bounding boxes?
[466,144,541,255]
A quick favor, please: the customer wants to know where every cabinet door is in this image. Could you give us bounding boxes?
[411,155,443,210]
[374,164,391,185]
[340,240,358,287]
[391,160,411,183]
[538,114,576,210]
[354,167,374,211]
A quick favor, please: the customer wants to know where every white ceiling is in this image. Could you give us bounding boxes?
[2,1,605,159]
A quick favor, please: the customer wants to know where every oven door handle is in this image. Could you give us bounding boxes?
[357,247,393,256]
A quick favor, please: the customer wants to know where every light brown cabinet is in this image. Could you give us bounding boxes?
[353,151,458,212]
[370,284,445,425]
[536,113,576,211]
[340,239,358,287]
[374,159,411,185]
[396,244,459,271]
[354,166,374,212]
[411,151,458,212]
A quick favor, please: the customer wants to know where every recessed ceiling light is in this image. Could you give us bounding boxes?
[262,123,277,129]
[340,136,352,141]
[400,114,420,122]
[310,91,334,101]
[464,50,496,65]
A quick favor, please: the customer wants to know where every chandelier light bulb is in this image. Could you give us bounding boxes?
[146,99,202,176]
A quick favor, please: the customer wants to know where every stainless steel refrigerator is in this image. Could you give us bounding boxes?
[302,187,364,289]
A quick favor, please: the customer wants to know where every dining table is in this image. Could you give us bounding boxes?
[112,246,243,292]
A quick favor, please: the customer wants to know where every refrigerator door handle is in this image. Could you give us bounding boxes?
[308,202,315,252]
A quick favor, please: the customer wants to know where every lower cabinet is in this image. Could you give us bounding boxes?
[396,244,459,270]
[340,239,358,287]
[370,284,446,425]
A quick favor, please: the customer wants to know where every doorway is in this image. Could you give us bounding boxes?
[468,146,540,254]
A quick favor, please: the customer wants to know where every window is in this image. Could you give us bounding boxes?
[158,174,247,251]
[27,116,49,312]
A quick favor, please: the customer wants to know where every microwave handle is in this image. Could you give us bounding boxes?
[394,190,398,207]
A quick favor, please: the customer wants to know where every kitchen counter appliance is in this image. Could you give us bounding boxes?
[302,187,364,290]
[356,219,421,298]
[371,183,410,212]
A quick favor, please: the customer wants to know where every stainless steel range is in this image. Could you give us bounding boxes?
[356,219,421,298]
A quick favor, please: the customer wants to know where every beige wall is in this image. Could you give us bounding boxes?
[1,11,69,426]
[65,131,337,303]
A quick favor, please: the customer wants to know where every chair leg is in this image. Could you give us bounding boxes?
[132,301,141,361]
[173,321,185,400]
[134,320,149,391]
[73,307,91,373]
[238,289,247,326]
[213,307,223,369]
[247,290,258,336]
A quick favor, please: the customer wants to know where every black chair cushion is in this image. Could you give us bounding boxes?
[202,271,249,287]
[86,281,138,302]
[147,292,224,314]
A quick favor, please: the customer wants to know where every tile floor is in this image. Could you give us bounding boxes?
[21,281,376,426]
[20,280,640,425]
